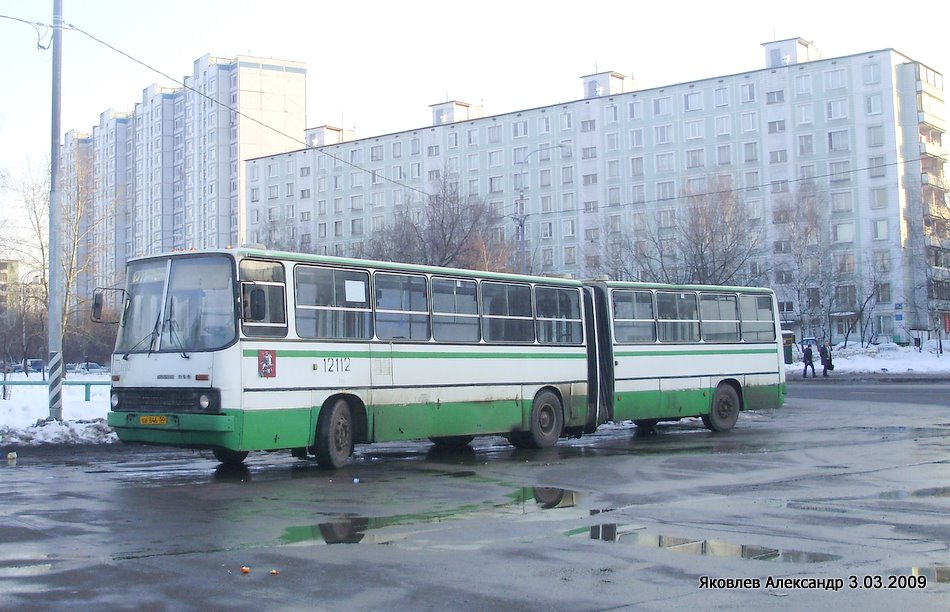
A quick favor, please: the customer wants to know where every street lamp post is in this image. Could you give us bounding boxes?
[510,143,569,275]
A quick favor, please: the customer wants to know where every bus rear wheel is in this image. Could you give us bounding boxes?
[315,399,354,469]
[212,448,248,465]
[703,385,740,432]
[633,419,659,432]
[526,390,563,448]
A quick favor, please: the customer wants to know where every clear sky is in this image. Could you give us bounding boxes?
[1,0,948,180]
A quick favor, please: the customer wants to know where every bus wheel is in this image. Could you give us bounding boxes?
[704,385,740,432]
[633,419,659,432]
[212,448,248,465]
[428,435,475,448]
[528,390,563,448]
[315,399,354,469]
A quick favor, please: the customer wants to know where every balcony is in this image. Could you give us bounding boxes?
[922,172,949,192]
[920,140,946,159]
[919,110,946,132]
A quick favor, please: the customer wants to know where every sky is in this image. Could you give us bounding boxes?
[1,0,949,183]
[2,343,950,446]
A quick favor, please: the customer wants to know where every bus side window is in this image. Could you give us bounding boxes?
[612,290,656,343]
[740,294,777,341]
[239,260,288,337]
[535,286,582,344]
[482,282,534,343]
[656,291,699,343]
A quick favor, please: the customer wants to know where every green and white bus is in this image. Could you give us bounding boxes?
[96,248,785,467]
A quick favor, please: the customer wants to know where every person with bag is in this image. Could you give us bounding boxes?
[820,341,833,377]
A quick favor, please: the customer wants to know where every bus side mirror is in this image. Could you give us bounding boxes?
[249,288,267,321]
[92,291,104,321]
[91,287,124,324]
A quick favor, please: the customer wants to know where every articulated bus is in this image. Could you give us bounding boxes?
[95,248,785,468]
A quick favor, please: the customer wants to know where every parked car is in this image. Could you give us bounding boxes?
[80,362,110,374]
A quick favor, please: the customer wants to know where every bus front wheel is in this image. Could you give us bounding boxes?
[703,385,740,432]
[315,399,354,469]
[527,390,564,448]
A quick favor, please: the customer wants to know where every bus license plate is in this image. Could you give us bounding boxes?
[140,415,167,425]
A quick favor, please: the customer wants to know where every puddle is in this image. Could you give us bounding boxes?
[880,486,950,500]
[280,486,582,545]
[578,512,839,563]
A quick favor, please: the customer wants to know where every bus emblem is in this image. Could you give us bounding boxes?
[258,350,277,378]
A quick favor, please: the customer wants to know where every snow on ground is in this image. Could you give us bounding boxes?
[2,342,949,447]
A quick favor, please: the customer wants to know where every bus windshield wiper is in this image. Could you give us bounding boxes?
[165,297,190,359]
[122,310,162,360]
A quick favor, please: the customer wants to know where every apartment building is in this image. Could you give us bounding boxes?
[60,53,307,299]
[247,38,947,345]
[0,259,18,314]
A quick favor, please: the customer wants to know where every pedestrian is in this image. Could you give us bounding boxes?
[820,341,833,377]
[803,345,816,378]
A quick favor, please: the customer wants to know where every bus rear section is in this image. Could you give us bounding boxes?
[592,282,785,432]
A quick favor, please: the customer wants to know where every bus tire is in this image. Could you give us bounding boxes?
[315,398,354,469]
[527,390,564,448]
[428,435,475,448]
[633,419,659,432]
[704,384,740,432]
[212,448,248,465]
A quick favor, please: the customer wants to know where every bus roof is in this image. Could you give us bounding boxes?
[129,248,585,287]
[593,279,775,295]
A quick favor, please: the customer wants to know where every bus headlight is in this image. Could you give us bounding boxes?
[110,393,119,408]
[199,394,211,410]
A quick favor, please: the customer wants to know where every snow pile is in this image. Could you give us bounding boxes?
[3,344,949,447]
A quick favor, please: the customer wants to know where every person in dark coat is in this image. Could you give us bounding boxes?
[803,345,816,378]
[819,341,833,377]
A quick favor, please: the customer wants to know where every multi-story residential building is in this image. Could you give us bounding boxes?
[247,38,947,345]
[60,53,307,303]
[0,259,19,314]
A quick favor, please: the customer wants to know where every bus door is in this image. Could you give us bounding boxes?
[583,284,614,430]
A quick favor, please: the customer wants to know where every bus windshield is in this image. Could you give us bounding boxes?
[116,255,237,354]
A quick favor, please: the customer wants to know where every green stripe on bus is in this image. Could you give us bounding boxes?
[614,348,778,357]
[242,349,586,360]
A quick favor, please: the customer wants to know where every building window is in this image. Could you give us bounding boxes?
[831,191,853,213]
[684,119,704,139]
[580,119,596,132]
[873,219,889,240]
[799,134,814,155]
[653,97,672,116]
[743,141,758,162]
[867,125,884,147]
[717,145,731,166]
[629,128,643,148]
[738,113,758,134]
[862,63,881,85]
[827,130,849,152]
[769,149,787,164]
[833,222,854,243]
[766,90,785,104]
[829,160,851,182]
[795,74,812,96]
[870,187,888,209]
[654,124,672,144]
[868,156,886,178]
[767,120,786,134]
[738,83,755,104]
[655,152,675,173]
[824,68,846,90]
[865,94,882,115]
[826,99,848,120]
[684,91,703,111]
[714,87,729,107]
[512,120,528,137]
[686,149,705,168]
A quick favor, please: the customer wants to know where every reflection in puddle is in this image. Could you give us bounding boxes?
[880,486,950,499]
[281,486,581,545]
[913,565,950,583]
[583,511,839,563]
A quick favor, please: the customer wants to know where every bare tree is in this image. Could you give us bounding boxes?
[594,178,764,285]
[367,172,514,271]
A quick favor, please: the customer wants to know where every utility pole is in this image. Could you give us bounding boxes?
[48,0,64,420]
